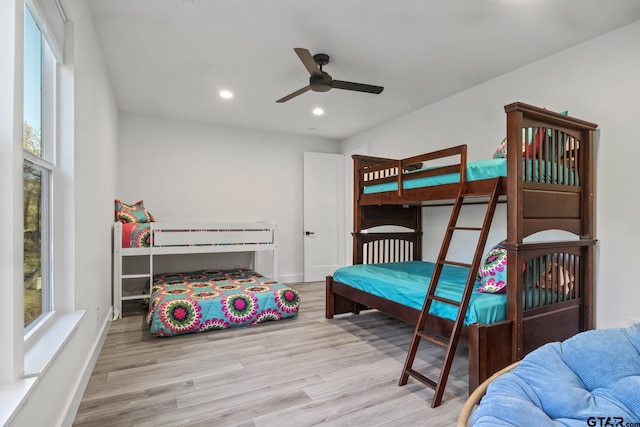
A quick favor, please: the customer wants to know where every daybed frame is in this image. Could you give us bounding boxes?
[113,221,277,320]
[325,102,598,393]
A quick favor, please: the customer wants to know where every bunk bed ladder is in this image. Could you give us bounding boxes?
[399,178,501,407]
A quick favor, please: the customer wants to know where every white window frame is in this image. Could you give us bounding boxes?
[23,3,56,337]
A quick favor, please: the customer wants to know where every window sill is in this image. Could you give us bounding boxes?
[0,311,86,425]
[0,378,38,426]
[24,310,85,377]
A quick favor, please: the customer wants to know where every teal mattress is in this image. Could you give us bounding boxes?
[332,261,506,325]
[363,158,576,194]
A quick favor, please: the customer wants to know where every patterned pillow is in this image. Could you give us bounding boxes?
[492,137,507,159]
[476,240,508,293]
[491,110,569,159]
[492,130,538,159]
[115,199,154,223]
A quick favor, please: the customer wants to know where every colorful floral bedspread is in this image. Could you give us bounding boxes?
[146,268,299,337]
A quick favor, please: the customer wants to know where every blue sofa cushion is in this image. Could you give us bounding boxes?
[472,323,640,426]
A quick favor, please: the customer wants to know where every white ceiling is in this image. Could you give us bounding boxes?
[86,0,640,140]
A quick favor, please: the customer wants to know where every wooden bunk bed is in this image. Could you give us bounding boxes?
[325,102,598,405]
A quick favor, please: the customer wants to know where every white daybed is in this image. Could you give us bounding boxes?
[113,221,298,337]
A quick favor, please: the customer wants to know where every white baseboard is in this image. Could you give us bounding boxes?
[60,307,112,427]
[277,273,304,283]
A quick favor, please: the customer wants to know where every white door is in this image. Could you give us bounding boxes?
[303,152,345,282]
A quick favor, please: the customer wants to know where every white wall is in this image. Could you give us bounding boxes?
[9,0,119,425]
[71,0,118,321]
[117,113,338,282]
[341,20,640,329]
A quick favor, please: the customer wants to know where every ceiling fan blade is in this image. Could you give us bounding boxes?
[276,85,311,103]
[332,80,384,94]
[294,48,321,77]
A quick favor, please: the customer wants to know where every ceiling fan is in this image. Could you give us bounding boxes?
[276,48,384,103]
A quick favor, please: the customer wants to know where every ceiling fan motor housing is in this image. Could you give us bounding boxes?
[310,72,333,92]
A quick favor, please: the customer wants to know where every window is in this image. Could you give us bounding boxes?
[23,4,55,332]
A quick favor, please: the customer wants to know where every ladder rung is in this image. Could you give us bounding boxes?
[440,260,472,268]
[417,330,450,347]
[461,191,495,198]
[405,368,437,389]
[428,294,461,308]
[451,226,482,231]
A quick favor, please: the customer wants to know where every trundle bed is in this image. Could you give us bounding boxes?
[113,220,299,337]
[326,102,598,394]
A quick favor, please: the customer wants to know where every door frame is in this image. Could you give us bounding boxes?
[343,145,369,266]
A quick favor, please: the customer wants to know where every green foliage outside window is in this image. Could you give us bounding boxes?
[24,122,43,327]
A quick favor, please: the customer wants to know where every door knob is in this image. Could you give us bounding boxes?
[305,231,315,236]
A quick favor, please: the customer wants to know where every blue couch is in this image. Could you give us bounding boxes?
[471,323,640,426]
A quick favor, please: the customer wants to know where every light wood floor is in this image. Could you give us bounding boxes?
[74,281,470,427]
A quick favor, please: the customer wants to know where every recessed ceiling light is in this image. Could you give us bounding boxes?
[313,107,324,116]
[219,90,233,99]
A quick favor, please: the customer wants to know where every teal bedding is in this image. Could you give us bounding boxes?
[363,158,576,194]
[332,261,506,325]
